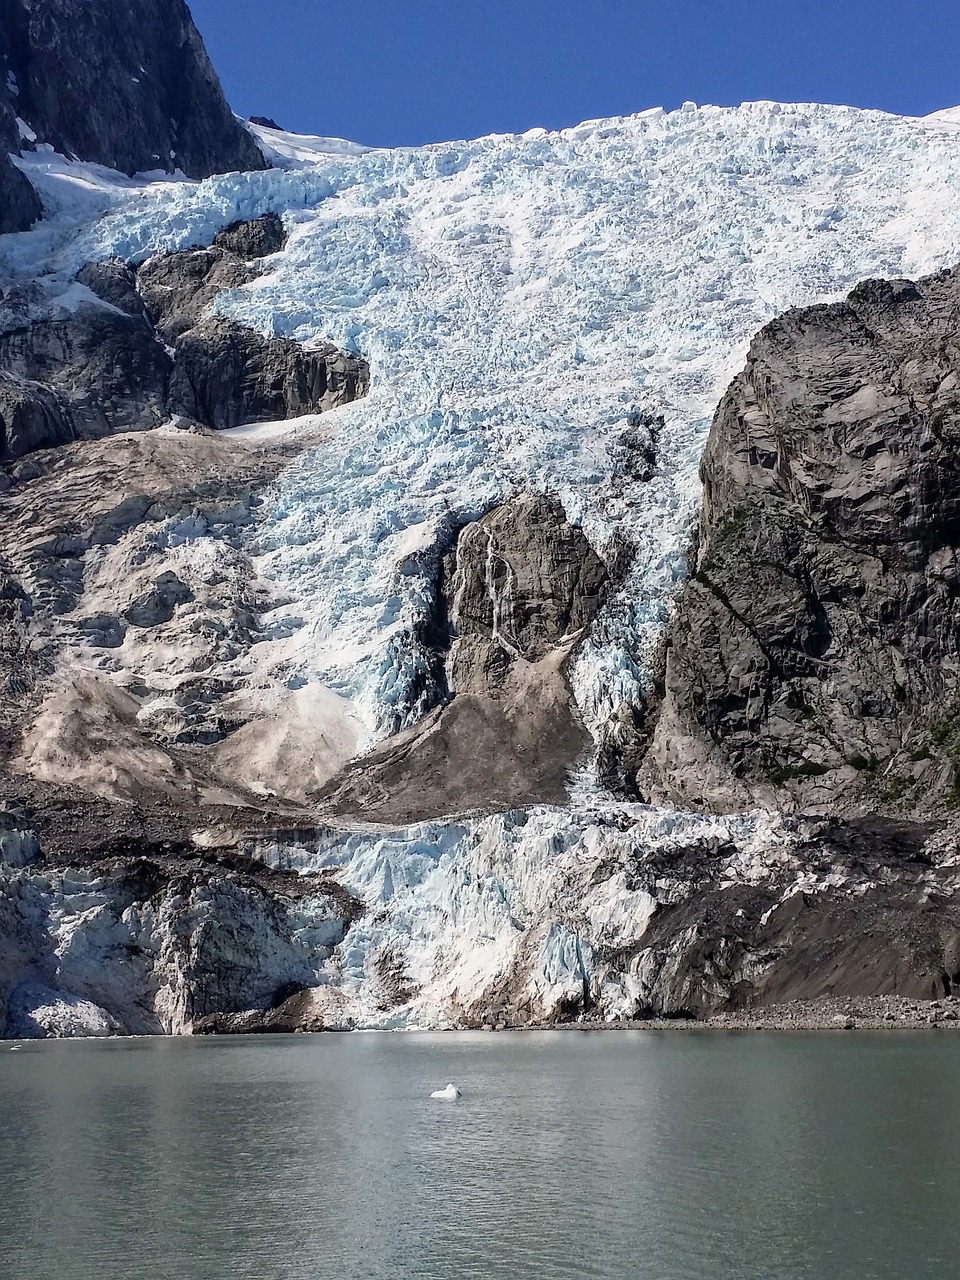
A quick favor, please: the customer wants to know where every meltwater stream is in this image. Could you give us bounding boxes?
[2,1032,959,1280]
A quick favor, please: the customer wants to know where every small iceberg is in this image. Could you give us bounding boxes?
[431,1083,461,1100]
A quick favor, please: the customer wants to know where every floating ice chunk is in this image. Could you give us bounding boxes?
[431,1083,461,1100]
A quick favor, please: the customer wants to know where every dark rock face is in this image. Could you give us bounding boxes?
[0,371,73,458]
[213,213,286,260]
[0,0,265,179]
[0,290,172,440]
[137,219,286,330]
[446,493,608,692]
[0,216,369,461]
[138,247,259,343]
[0,29,42,232]
[0,107,41,233]
[0,152,41,233]
[639,268,960,817]
[623,817,960,1017]
[321,494,608,821]
[168,317,369,429]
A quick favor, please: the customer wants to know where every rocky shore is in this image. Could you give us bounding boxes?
[557,995,960,1033]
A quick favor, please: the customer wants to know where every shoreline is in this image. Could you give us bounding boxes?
[541,994,960,1034]
[5,995,960,1042]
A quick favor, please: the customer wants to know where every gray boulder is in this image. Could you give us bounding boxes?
[124,571,194,629]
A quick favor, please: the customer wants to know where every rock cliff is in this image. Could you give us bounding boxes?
[0,214,369,459]
[319,494,609,821]
[639,268,960,818]
[0,0,264,179]
[0,89,40,232]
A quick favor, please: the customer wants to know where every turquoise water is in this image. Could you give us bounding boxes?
[1,1031,959,1279]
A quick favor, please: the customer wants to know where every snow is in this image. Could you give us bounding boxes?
[248,121,378,167]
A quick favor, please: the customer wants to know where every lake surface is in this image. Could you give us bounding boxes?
[1,1031,959,1279]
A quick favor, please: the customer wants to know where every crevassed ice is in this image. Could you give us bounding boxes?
[260,800,796,1027]
[10,101,960,763]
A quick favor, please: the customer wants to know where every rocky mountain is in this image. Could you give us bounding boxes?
[1,0,264,177]
[0,86,40,232]
[0,0,265,232]
[5,86,960,1035]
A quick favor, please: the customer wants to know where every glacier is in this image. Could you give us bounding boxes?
[8,102,960,755]
[6,100,960,1028]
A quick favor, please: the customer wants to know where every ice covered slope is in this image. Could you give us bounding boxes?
[8,101,960,769]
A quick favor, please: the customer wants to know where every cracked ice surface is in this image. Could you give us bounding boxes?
[259,801,797,1028]
[8,102,960,758]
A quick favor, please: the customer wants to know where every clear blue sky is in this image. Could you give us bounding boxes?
[189,0,960,147]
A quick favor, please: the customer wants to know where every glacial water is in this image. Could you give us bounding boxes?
[1,1031,959,1279]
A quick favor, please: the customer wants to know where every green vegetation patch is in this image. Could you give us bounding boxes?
[766,760,831,785]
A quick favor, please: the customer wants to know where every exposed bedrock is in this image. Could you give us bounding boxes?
[0,0,265,180]
[0,371,73,458]
[320,494,609,821]
[0,29,42,232]
[136,219,275,342]
[0,152,41,233]
[168,317,369,429]
[0,277,171,446]
[0,214,369,460]
[639,268,960,818]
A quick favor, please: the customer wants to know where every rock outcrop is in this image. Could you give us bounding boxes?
[639,269,960,817]
[0,90,41,232]
[0,0,264,180]
[0,280,171,444]
[0,215,369,460]
[320,494,609,820]
[168,317,368,429]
